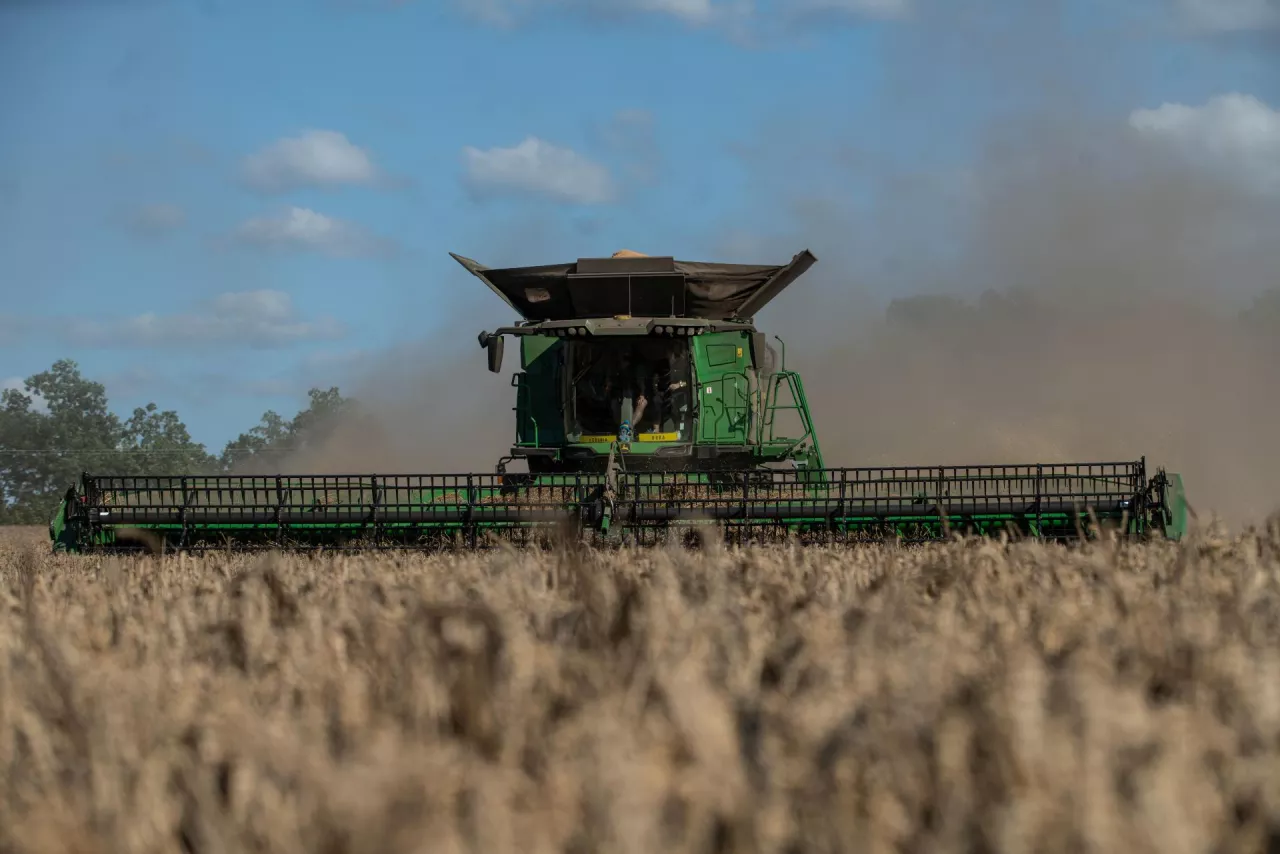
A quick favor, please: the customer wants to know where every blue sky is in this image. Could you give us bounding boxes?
[2,0,1278,451]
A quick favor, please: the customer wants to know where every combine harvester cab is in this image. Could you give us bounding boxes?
[50,249,1189,553]
[456,248,826,476]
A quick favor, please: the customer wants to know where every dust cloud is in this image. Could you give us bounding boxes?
[285,0,1279,527]
[267,220,579,476]
[762,123,1280,528]
[279,319,520,477]
[748,2,1280,528]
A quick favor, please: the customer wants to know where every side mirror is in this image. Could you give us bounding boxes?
[486,335,504,373]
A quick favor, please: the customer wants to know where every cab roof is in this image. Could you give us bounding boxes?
[450,249,816,322]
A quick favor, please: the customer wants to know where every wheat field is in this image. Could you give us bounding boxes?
[4,521,1280,854]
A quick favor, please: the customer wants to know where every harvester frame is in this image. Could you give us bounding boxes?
[49,249,1189,554]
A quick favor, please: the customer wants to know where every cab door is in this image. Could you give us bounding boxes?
[515,337,565,447]
[692,332,750,446]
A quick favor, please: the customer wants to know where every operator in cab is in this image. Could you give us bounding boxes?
[612,349,648,446]
[616,344,688,445]
[573,346,648,438]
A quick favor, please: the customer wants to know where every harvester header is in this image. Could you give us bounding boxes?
[48,248,1189,554]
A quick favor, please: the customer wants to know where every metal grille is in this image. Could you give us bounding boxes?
[80,472,607,550]
[616,461,1142,521]
[71,460,1154,551]
[614,461,1146,544]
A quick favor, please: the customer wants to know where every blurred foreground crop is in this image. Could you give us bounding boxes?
[3,522,1280,853]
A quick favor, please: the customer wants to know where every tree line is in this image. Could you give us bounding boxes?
[0,359,354,525]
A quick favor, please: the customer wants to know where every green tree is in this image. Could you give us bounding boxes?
[287,387,353,450]
[218,387,353,473]
[0,359,217,524]
[0,360,124,523]
[218,409,292,472]
[120,402,218,474]
[1,359,355,522]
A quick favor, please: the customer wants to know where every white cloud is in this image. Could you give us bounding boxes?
[786,0,911,20]
[2,377,49,414]
[630,0,718,24]
[1128,93,1280,191]
[466,0,725,23]
[453,0,523,25]
[241,129,380,193]
[232,206,396,257]
[59,290,345,350]
[1172,0,1280,31]
[462,136,615,204]
[454,0,906,30]
[455,0,754,28]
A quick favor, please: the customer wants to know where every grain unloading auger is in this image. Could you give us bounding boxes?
[49,249,1189,554]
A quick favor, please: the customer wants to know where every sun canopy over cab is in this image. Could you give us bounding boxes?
[450,249,816,322]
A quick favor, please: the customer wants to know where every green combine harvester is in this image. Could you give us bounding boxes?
[49,249,1189,554]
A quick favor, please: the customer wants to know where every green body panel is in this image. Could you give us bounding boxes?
[515,337,565,447]
[49,495,74,552]
[505,329,822,470]
[691,331,751,446]
[1162,472,1189,540]
[560,437,688,456]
